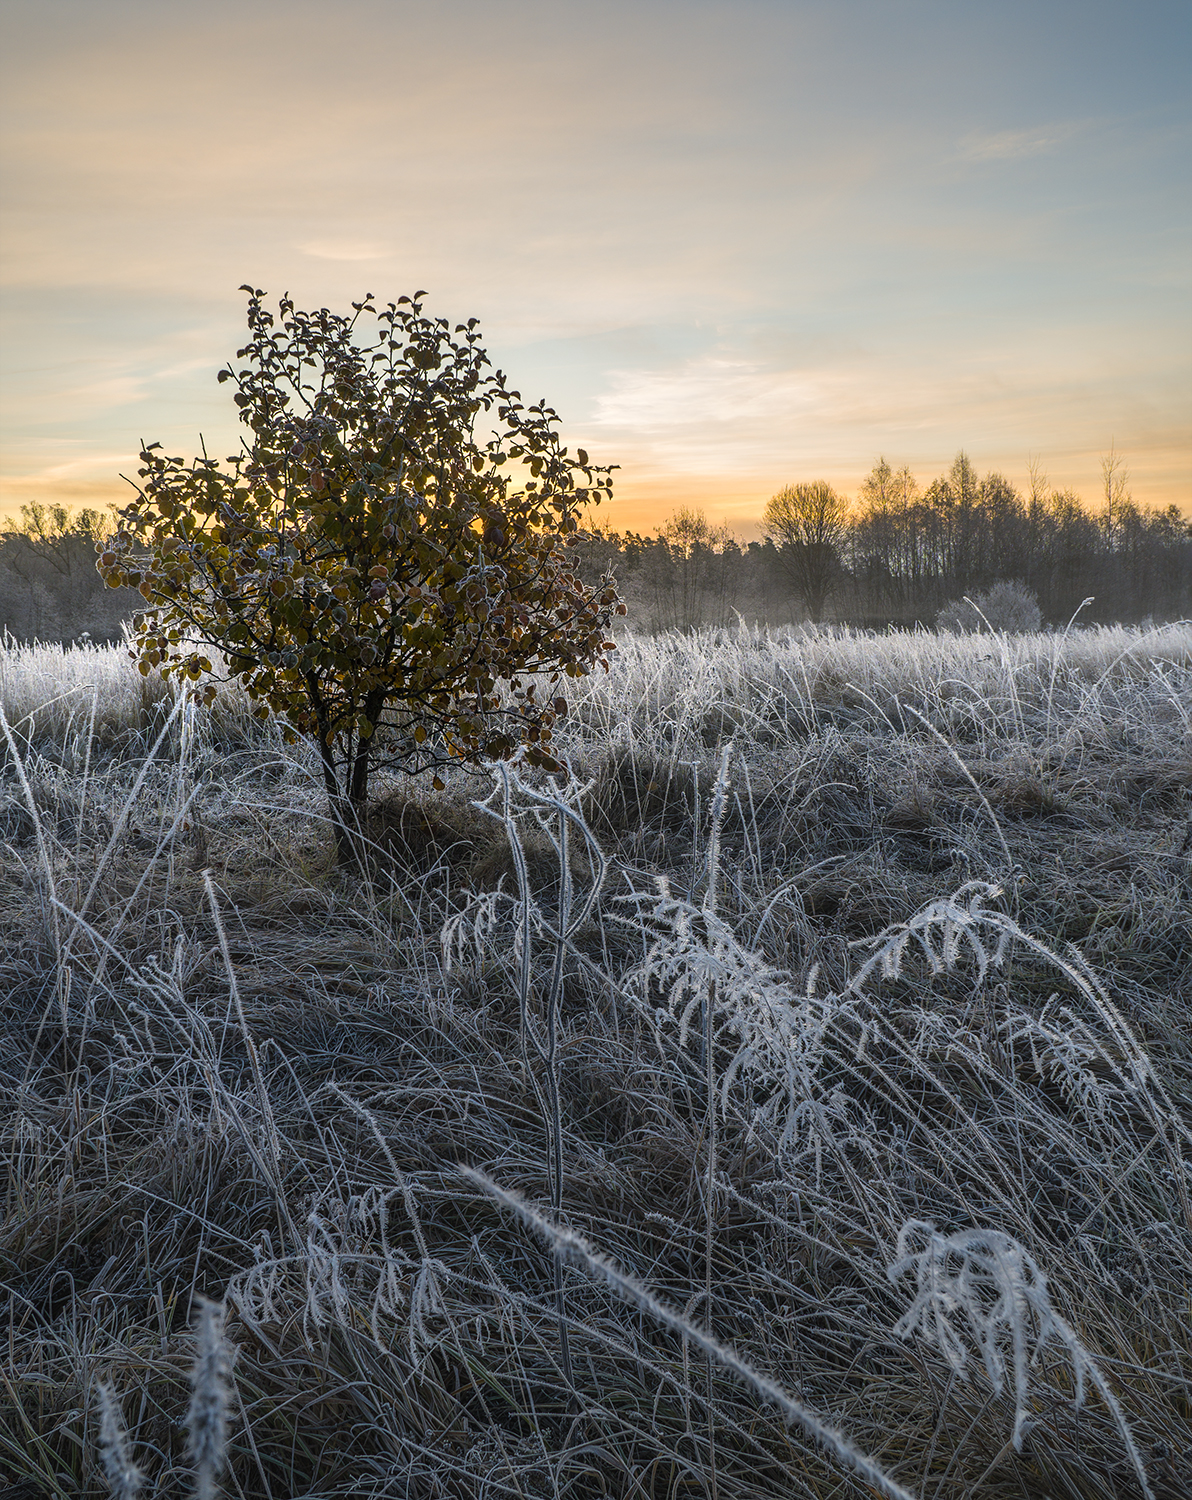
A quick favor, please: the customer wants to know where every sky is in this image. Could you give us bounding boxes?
[1,0,1189,538]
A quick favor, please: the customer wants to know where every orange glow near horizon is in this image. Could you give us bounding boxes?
[5,450,1187,549]
[601,450,1192,538]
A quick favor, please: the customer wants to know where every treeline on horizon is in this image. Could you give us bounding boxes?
[1,449,1189,644]
[576,451,1192,632]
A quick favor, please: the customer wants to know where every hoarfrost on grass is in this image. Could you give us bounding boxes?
[2,621,1187,1498]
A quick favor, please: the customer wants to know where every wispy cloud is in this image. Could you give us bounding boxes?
[591,358,834,473]
[0,452,140,507]
[28,453,137,481]
[594,358,819,431]
[589,356,831,476]
[298,241,393,262]
[957,124,1075,162]
[584,341,1191,510]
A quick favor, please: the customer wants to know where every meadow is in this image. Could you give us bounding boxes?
[1,621,1190,1499]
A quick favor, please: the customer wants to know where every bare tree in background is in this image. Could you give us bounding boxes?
[1027,454,1048,510]
[0,502,130,642]
[640,507,739,631]
[763,481,849,622]
[1099,444,1131,550]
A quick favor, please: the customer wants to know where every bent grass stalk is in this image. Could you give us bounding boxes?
[96,1380,145,1500]
[465,757,611,1392]
[1,700,61,960]
[888,1220,1154,1499]
[462,1166,918,1500]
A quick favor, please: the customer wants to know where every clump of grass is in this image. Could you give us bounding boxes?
[584,746,698,837]
[887,1220,1153,1496]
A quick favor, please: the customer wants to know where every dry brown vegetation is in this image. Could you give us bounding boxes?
[1,622,1190,1498]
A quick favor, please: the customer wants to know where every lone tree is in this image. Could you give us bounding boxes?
[99,288,624,865]
[763,481,849,622]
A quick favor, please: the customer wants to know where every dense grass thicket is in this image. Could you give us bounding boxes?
[2,622,1190,1498]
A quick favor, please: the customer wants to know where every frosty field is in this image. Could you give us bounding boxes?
[1,622,1190,1499]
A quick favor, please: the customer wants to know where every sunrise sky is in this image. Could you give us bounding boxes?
[1,0,1188,537]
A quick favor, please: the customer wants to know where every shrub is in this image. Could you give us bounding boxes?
[935,580,1041,634]
[99,289,624,864]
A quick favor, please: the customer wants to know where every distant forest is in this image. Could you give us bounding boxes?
[0,505,139,645]
[575,452,1192,632]
[2,451,1190,643]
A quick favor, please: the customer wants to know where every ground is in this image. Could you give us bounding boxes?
[1,622,1189,1499]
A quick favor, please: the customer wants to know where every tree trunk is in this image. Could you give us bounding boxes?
[306,678,384,871]
[316,729,366,869]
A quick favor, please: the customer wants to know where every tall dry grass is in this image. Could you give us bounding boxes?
[1,622,1189,1497]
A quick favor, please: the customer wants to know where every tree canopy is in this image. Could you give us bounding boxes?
[762,481,850,622]
[99,289,624,864]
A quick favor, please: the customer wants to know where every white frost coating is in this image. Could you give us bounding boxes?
[888,1220,1154,1498]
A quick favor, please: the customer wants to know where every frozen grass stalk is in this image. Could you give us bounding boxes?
[889,1221,1155,1499]
[186,1298,232,1500]
[702,739,734,1500]
[96,1380,144,1499]
[464,1167,918,1500]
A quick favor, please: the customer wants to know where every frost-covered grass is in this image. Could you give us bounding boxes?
[1,624,1189,1498]
[572,619,1192,762]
